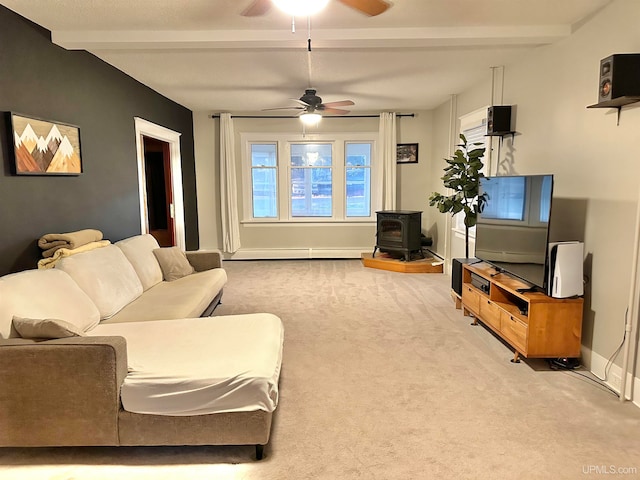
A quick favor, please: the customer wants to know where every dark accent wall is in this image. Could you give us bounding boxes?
[0,6,199,275]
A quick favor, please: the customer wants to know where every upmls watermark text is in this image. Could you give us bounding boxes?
[583,465,638,475]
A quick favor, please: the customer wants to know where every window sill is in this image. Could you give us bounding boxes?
[241,219,375,227]
[452,228,476,241]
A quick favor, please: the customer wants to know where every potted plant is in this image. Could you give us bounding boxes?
[429,134,488,259]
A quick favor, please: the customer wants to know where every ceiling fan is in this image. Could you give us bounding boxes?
[264,89,355,118]
[242,0,391,17]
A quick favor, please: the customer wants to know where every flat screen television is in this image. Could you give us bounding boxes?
[475,174,554,289]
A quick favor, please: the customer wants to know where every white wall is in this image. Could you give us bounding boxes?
[396,111,434,213]
[193,111,434,258]
[429,0,640,395]
[428,98,455,265]
[193,111,221,250]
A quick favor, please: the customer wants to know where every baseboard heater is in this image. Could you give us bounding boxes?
[226,248,369,260]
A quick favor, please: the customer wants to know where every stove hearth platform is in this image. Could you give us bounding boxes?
[361,252,444,273]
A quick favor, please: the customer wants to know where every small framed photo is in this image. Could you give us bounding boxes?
[396,143,418,164]
[9,112,83,175]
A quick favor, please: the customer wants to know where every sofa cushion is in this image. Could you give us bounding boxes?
[89,313,284,415]
[101,268,227,324]
[0,269,100,339]
[13,316,85,339]
[56,245,144,320]
[153,247,194,282]
[116,234,163,291]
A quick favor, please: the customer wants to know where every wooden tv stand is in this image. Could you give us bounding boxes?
[461,262,583,363]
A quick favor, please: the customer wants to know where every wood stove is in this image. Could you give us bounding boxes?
[373,210,424,262]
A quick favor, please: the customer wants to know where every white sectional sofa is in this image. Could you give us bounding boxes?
[0,234,284,460]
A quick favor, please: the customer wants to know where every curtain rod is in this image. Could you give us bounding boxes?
[211,113,415,119]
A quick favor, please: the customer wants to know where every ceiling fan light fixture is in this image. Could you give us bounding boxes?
[300,112,322,126]
[272,0,329,16]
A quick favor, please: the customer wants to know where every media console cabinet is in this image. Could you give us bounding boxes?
[461,262,583,363]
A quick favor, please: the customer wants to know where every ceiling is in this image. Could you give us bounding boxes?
[2,0,612,113]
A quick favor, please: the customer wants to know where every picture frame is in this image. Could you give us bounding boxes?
[9,112,83,175]
[396,143,418,164]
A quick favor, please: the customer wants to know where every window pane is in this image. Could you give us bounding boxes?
[291,144,332,166]
[251,144,277,167]
[291,167,332,217]
[252,168,277,218]
[346,143,371,166]
[346,167,370,217]
[346,143,371,217]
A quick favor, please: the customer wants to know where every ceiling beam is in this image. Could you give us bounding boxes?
[52,25,571,51]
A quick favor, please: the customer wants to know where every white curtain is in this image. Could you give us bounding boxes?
[378,112,397,210]
[219,113,241,253]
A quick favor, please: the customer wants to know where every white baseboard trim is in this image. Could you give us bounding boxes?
[583,346,639,407]
[224,248,370,260]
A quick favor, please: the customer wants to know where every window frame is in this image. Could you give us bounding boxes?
[453,107,489,238]
[345,142,373,218]
[249,142,279,219]
[289,142,335,218]
[241,132,379,224]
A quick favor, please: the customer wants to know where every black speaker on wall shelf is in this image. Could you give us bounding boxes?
[486,106,512,135]
[597,54,640,103]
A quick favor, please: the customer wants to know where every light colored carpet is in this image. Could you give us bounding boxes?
[1,259,639,479]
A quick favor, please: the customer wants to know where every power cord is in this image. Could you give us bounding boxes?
[548,361,620,398]
[591,306,627,384]
[547,306,628,399]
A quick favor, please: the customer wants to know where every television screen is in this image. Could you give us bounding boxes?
[475,174,554,288]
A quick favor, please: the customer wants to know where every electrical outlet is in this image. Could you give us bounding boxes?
[611,373,622,391]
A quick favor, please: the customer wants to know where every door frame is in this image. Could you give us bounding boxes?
[134,117,185,250]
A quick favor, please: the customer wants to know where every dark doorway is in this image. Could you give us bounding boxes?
[143,136,175,247]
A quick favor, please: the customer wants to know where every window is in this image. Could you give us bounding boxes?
[290,143,333,217]
[453,108,489,235]
[345,143,372,217]
[250,143,278,218]
[242,133,378,222]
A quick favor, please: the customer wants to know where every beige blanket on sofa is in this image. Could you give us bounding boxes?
[37,240,112,269]
[38,229,103,257]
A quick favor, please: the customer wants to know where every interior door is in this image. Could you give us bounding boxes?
[143,136,175,247]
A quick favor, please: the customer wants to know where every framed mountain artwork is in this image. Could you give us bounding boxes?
[10,113,83,175]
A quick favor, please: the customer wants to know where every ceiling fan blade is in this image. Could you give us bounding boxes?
[262,106,305,111]
[321,108,351,115]
[321,100,355,108]
[241,0,272,16]
[290,98,312,107]
[337,0,391,16]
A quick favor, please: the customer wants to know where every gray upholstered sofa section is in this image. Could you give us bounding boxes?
[0,336,128,446]
[0,235,278,460]
[0,336,272,455]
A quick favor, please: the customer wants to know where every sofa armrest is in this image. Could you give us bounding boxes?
[186,250,223,271]
[0,336,128,446]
